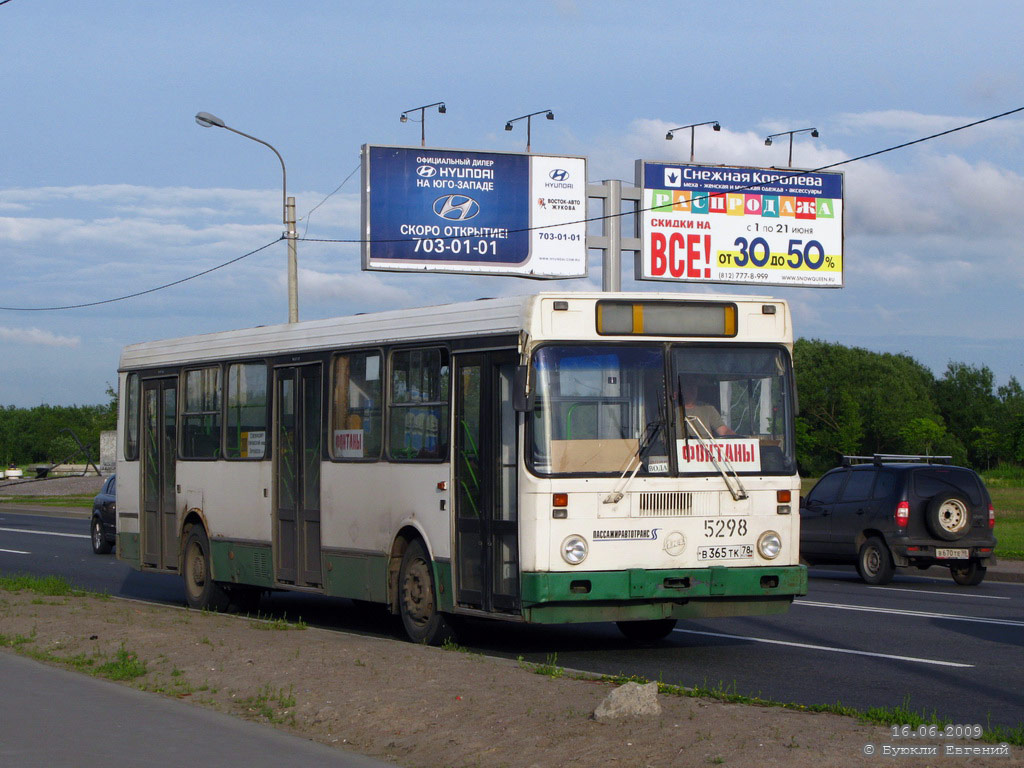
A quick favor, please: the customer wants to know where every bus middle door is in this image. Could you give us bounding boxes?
[453,352,519,613]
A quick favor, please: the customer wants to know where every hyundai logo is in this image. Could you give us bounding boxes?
[433,194,480,221]
[416,165,437,178]
[549,168,570,182]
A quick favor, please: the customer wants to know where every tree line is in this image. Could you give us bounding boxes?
[2,342,1021,476]
[794,339,1024,476]
[0,397,116,467]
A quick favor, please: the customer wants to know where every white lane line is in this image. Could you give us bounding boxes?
[0,526,89,540]
[0,548,30,555]
[672,628,973,668]
[868,586,1010,600]
[795,599,1024,627]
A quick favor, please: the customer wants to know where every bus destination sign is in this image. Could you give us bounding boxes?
[637,161,844,288]
[362,145,587,278]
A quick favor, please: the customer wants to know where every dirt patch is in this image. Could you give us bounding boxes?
[0,474,106,497]
[1,591,1014,767]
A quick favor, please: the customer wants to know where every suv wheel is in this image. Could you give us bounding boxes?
[856,537,895,585]
[926,492,972,541]
[950,559,986,586]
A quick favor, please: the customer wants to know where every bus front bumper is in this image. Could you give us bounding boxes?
[519,564,807,624]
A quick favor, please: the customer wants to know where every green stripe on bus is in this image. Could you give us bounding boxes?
[520,565,807,605]
[117,532,140,565]
[210,540,275,588]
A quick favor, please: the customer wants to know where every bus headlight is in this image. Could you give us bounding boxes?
[757,531,782,560]
[561,535,588,565]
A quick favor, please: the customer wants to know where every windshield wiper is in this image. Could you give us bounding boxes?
[603,416,664,504]
[683,412,748,501]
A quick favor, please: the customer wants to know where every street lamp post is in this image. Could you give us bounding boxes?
[764,127,819,168]
[504,110,554,153]
[195,111,299,324]
[665,120,721,162]
[400,101,446,147]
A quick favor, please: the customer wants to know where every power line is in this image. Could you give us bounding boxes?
[302,105,1024,243]
[2,105,1020,311]
[300,162,360,238]
[0,238,281,311]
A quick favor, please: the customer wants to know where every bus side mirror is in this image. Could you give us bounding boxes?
[513,365,535,412]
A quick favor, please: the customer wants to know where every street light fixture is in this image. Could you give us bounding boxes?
[763,127,819,168]
[504,109,555,152]
[664,120,721,162]
[195,111,299,324]
[399,101,446,147]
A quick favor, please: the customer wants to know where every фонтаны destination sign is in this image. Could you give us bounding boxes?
[362,145,587,278]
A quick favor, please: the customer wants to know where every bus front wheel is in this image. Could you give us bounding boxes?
[398,539,454,645]
[182,526,230,612]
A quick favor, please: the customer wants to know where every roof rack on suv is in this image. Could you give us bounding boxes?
[841,454,952,466]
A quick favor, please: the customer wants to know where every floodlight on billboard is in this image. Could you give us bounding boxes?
[361,145,587,278]
[636,162,844,288]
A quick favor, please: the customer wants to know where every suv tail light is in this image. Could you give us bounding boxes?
[989,504,995,528]
[895,501,910,528]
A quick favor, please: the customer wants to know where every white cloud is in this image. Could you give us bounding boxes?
[0,326,80,347]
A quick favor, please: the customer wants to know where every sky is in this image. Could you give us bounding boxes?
[1,0,1023,407]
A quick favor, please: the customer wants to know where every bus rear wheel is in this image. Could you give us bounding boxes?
[616,618,677,643]
[398,539,454,645]
[182,526,230,612]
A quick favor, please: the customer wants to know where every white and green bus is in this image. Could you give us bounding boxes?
[116,292,806,644]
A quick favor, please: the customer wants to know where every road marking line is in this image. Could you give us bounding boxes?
[868,586,1010,600]
[0,548,30,555]
[672,628,973,668]
[0,526,90,540]
[795,599,1024,627]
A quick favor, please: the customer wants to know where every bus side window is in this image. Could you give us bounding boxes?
[182,366,222,459]
[388,348,449,461]
[124,373,140,460]
[225,362,268,459]
[331,351,382,460]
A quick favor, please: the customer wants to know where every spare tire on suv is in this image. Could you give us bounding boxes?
[799,455,997,586]
[926,491,972,541]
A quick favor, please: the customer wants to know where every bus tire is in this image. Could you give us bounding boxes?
[616,618,677,644]
[182,526,230,612]
[398,539,454,645]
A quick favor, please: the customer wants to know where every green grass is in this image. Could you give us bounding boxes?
[0,573,82,596]
[0,494,96,507]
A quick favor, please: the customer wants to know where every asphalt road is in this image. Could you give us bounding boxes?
[2,509,1022,730]
[0,650,395,768]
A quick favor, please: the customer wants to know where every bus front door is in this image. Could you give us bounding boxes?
[454,352,519,613]
[274,364,322,587]
[141,377,177,571]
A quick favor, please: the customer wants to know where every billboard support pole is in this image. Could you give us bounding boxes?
[603,179,621,292]
[586,180,643,292]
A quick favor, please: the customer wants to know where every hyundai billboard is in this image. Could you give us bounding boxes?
[362,145,587,278]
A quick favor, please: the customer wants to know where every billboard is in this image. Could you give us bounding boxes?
[362,145,587,278]
[637,162,844,288]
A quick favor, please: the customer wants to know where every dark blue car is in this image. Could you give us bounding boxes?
[91,475,116,554]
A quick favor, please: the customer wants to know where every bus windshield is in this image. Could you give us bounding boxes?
[529,344,795,476]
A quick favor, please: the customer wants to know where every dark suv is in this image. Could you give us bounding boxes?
[800,456,996,585]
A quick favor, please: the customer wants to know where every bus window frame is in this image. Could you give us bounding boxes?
[123,372,141,461]
[180,364,224,461]
[328,347,384,463]
[223,359,271,462]
[386,345,451,464]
